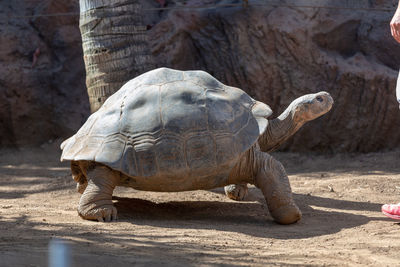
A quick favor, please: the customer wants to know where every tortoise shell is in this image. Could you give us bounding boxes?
[61,68,271,180]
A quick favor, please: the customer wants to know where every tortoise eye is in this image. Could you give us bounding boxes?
[316,96,323,102]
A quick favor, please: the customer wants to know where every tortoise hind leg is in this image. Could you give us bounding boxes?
[224,183,248,201]
[254,151,301,224]
[78,164,118,222]
[71,161,88,194]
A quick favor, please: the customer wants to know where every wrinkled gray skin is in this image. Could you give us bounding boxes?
[61,68,333,225]
[224,92,334,201]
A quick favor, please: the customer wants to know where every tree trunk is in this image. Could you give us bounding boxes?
[79,0,154,112]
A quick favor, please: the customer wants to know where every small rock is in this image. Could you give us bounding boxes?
[328,184,334,192]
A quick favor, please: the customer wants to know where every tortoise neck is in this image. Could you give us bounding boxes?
[258,105,304,152]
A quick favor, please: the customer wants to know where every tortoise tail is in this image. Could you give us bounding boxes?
[71,160,88,194]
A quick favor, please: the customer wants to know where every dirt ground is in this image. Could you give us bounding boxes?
[1,144,400,267]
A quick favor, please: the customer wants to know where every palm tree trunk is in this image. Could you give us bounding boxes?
[79,0,154,112]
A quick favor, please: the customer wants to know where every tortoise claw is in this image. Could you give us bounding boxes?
[78,205,117,222]
[224,184,248,201]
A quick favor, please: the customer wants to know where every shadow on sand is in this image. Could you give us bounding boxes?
[111,190,388,240]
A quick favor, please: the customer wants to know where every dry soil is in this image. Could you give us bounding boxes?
[1,144,400,266]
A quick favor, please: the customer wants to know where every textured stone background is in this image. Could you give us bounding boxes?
[0,0,89,147]
[1,0,400,152]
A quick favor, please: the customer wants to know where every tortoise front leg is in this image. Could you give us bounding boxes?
[78,164,118,222]
[254,151,301,224]
[224,183,248,201]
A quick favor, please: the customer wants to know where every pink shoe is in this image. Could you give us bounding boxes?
[382,203,400,220]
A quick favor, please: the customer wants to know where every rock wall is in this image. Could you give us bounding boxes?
[1,0,400,152]
[0,1,89,147]
[150,0,400,152]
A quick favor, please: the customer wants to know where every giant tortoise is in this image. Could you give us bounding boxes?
[61,68,333,224]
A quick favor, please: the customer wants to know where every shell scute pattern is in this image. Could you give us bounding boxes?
[215,135,236,165]
[95,137,125,166]
[154,136,186,174]
[160,81,208,135]
[233,117,261,153]
[120,84,162,135]
[120,144,138,176]
[186,134,216,173]
[139,67,184,86]
[91,107,122,137]
[74,136,105,161]
[135,147,158,177]
[205,89,250,134]
[183,70,222,89]
[61,68,271,179]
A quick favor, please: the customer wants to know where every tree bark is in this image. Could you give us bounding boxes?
[79,0,154,112]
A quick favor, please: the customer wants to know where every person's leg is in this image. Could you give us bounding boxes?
[382,71,400,220]
[396,70,400,107]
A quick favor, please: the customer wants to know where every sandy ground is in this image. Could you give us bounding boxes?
[1,144,400,267]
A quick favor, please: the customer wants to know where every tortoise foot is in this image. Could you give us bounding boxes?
[270,204,301,225]
[78,203,117,222]
[224,184,248,201]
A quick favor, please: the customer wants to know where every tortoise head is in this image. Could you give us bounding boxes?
[291,91,333,123]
